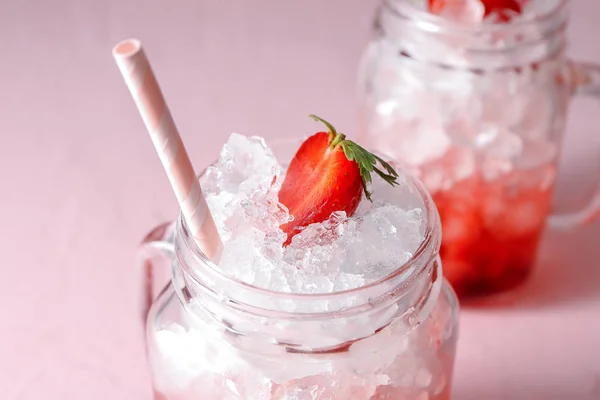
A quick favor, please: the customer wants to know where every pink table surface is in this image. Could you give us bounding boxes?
[1,1,600,399]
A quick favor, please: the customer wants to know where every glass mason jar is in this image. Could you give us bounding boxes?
[358,0,600,298]
[136,141,460,400]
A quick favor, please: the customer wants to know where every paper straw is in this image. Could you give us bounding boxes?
[112,39,222,261]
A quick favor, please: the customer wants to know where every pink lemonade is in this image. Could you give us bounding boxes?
[428,162,555,297]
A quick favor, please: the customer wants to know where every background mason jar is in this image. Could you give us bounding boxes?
[357,0,600,298]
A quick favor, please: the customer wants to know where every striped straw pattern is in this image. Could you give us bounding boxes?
[113,39,222,261]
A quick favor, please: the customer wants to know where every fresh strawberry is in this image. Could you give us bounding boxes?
[428,0,524,22]
[278,115,399,245]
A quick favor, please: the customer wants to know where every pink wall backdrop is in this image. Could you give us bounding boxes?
[1,1,599,399]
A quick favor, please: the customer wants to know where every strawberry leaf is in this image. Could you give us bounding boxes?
[340,140,399,201]
[373,154,399,178]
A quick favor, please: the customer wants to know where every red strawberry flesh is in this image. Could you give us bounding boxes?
[278,115,399,246]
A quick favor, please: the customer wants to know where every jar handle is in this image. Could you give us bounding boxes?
[548,61,600,229]
[135,221,176,325]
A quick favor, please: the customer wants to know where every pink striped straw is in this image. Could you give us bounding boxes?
[112,38,223,261]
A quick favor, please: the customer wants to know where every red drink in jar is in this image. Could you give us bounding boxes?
[431,165,554,296]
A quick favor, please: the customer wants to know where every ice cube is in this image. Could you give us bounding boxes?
[514,140,557,169]
[349,324,408,374]
[201,133,285,242]
[482,177,550,238]
[420,147,477,193]
[385,118,451,167]
[477,126,526,180]
[218,189,290,288]
[282,212,349,293]
[436,183,481,247]
[371,91,451,167]
[481,155,513,181]
[340,204,424,280]
[205,191,236,240]
[275,373,378,400]
[287,211,347,249]
[201,133,281,196]
[153,324,239,393]
[444,116,487,149]
[501,199,547,237]
[483,128,523,160]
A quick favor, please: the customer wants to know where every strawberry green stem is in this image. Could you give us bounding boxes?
[330,133,346,148]
[310,114,337,142]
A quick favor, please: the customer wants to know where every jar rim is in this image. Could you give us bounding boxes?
[175,143,441,302]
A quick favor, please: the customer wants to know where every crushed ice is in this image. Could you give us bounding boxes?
[199,133,426,294]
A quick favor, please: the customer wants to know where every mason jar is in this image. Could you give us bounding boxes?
[136,141,460,400]
[358,0,600,298]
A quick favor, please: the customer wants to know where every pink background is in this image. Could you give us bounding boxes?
[1,1,600,399]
